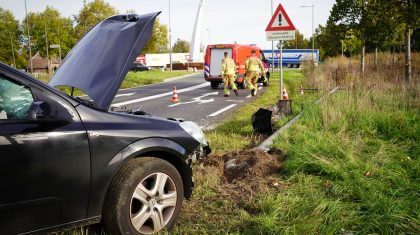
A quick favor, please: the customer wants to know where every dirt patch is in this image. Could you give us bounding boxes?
[199,149,285,205]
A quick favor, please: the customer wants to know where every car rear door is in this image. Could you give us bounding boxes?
[0,71,90,234]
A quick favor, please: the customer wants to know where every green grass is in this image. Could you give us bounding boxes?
[170,69,325,234]
[206,69,323,152]
[251,90,420,234]
[174,54,419,234]
[121,70,192,88]
[246,56,420,234]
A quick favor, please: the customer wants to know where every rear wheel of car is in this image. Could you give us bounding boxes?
[103,157,184,235]
[210,82,219,89]
[293,64,299,68]
[287,63,292,68]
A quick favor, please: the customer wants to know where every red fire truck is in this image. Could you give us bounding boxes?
[204,44,270,89]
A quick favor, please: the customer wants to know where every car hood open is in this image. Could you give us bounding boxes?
[49,12,160,110]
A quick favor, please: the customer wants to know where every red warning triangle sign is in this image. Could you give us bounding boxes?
[266,4,296,31]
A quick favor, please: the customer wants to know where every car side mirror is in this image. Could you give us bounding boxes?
[29,101,52,120]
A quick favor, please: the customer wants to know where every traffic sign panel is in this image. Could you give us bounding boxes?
[266,4,296,41]
[267,30,295,41]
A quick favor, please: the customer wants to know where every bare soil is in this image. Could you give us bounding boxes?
[200,149,285,205]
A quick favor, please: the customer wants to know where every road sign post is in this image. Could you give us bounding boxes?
[265,4,296,100]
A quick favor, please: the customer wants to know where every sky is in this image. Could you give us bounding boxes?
[0,0,336,50]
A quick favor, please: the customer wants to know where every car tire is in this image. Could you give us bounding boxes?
[293,64,299,68]
[262,73,270,87]
[287,64,292,68]
[103,157,184,235]
[210,82,219,89]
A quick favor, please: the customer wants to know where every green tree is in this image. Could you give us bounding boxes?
[315,23,346,59]
[283,30,310,49]
[0,7,24,68]
[21,7,75,60]
[142,18,168,53]
[329,0,371,73]
[172,38,190,53]
[73,0,117,39]
[340,29,361,56]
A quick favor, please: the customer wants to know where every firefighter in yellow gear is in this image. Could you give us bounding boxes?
[222,51,239,97]
[245,49,265,96]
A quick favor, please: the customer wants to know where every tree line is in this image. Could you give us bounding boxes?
[0,0,169,69]
[315,0,419,82]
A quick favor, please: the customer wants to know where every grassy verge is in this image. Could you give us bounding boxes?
[248,54,420,234]
[121,70,192,88]
[205,69,323,152]
[172,69,324,233]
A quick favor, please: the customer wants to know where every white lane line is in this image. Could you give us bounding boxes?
[208,104,237,117]
[115,92,135,98]
[246,95,252,98]
[168,91,218,107]
[258,87,262,90]
[227,99,243,102]
[113,82,209,107]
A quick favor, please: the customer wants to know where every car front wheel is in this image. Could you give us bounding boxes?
[103,157,184,235]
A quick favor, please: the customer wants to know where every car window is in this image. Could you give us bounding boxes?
[0,76,34,120]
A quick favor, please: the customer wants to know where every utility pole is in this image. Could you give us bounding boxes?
[44,14,50,74]
[25,0,33,73]
[300,4,315,64]
[168,0,173,72]
[8,31,16,68]
[270,0,274,72]
[58,22,62,63]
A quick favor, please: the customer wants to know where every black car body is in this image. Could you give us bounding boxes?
[131,63,151,72]
[0,13,209,235]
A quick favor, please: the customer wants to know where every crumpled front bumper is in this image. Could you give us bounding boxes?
[186,144,211,165]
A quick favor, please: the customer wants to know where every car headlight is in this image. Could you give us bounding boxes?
[179,121,208,146]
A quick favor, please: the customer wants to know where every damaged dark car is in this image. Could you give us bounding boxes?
[0,12,210,235]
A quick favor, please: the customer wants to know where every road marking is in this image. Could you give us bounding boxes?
[168,91,218,107]
[115,92,135,98]
[227,100,243,102]
[113,82,209,107]
[258,87,262,90]
[208,104,237,117]
[246,95,252,98]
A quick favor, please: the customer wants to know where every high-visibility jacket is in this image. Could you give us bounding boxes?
[245,56,264,73]
[222,57,236,75]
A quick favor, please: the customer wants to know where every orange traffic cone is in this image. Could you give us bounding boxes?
[171,86,180,103]
[282,87,289,100]
[299,84,304,95]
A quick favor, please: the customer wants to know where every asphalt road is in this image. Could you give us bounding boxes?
[110,73,267,129]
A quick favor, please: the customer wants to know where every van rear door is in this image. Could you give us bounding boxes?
[210,48,232,77]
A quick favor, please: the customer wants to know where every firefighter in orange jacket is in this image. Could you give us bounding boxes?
[245,50,265,96]
[222,51,239,97]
